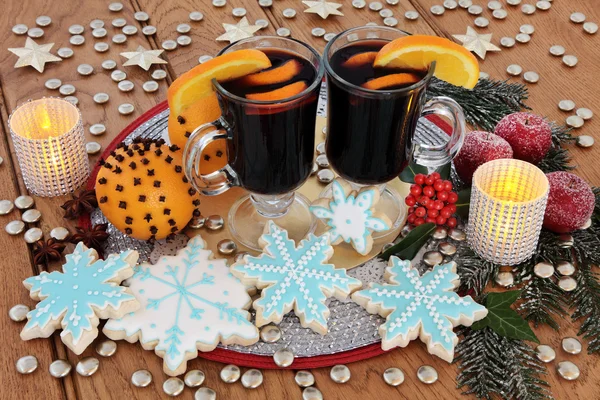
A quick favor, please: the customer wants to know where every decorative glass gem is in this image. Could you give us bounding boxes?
[521,4,536,14]
[59,84,76,95]
[323,33,336,42]
[50,227,70,241]
[177,35,192,46]
[95,340,117,357]
[515,33,531,43]
[536,1,551,10]
[28,27,44,38]
[111,70,127,82]
[76,357,100,376]
[330,364,351,383]
[112,34,127,44]
[562,337,582,355]
[45,78,62,89]
[57,47,74,58]
[89,123,106,135]
[580,218,592,229]
[448,228,466,241]
[92,28,107,38]
[576,108,593,120]
[142,81,159,93]
[562,55,578,67]
[317,169,335,183]
[134,11,150,22]
[16,355,38,374]
[506,0,521,4]
[487,0,501,9]
[122,25,138,35]
[458,0,472,7]
[259,0,273,6]
[423,251,443,267]
[467,5,483,15]
[295,370,315,387]
[188,215,205,229]
[15,195,34,210]
[220,364,241,383]
[474,17,489,28]
[49,359,72,378]
[558,234,574,248]
[583,22,598,34]
[523,71,539,83]
[302,387,323,400]
[0,200,13,215]
[68,24,84,34]
[64,96,78,105]
[369,2,383,11]
[213,0,227,6]
[93,93,109,104]
[405,10,420,20]
[570,12,586,24]
[118,103,135,115]
[352,0,366,8]
[109,2,124,12]
[432,227,448,240]
[380,8,393,17]
[163,377,185,396]
[479,71,489,80]
[185,370,206,387]
[90,19,104,29]
[176,23,191,34]
[536,344,556,362]
[241,369,263,388]
[94,42,110,53]
[24,227,43,243]
[273,348,294,367]
[70,35,85,45]
[492,9,507,19]
[381,242,394,252]
[417,365,438,384]
[77,64,94,76]
[438,242,457,256]
[255,19,269,29]
[520,24,535,34]
[383,17,398,27]
[500,37,515,47]
[557,361,580,380]
[9,304,29,321]
[198,55,213,64]
[277,27,291,37]
[195,388,217,400]
[556,260,575,276]
[558,276,577,292]
[12,24,28,35]
[152,69,167,80]
[315,154,329,168]
[131,369,152,387]
[6,220,25,235]
[234,251,249,263]
[101,60,117,70]
[283,8,296,18]
[22,209,42,223]
[386,0,399,4]
[205,215,224,230]
[558,99,575,111]
[507,64,523,76]
[142,26,157,36]
[430,5,445,15]
[312,27,326,37]
[217,239,237,255]
[443,0,458,10]
[495,271,514,287]
[566,115,584,128]
[383,367,405,386]
[533,261,554,278]
[576,135,594,148]
[117,80,134,92]
[112,18,126,28]
[190,11,204,21]
[260,324,282,343]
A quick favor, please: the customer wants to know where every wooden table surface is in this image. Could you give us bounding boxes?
[1,1,599,399]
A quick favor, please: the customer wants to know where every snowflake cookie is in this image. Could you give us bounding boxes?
[310,179,391,255]
[352,257,488,362]
[21,242,139,355]
[231,220,362,335]
[103,235,258,376]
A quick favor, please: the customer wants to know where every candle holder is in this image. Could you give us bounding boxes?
[8,98,89,197]
[467,158,549,265]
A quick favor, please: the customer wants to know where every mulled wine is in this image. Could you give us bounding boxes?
[326,40,428,185]
[219,49,319,195]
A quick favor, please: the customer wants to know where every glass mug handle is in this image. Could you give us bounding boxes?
[182,118,239,196]
[413,96,467,169]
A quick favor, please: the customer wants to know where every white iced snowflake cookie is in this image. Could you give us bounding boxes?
[21,242,139,355]
[103,235,258,376]
[231,220,362,335]
[352,257,488,362]
[310,178,391,255]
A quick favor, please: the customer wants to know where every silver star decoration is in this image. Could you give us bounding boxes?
[216,17,261,43]
[120,46,167,71]
[303,0,343,19]
[452,27,501,60]
[8,38,61,73]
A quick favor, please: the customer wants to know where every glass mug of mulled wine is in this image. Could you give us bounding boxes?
[323,27,467,232]
[183,37,324,250]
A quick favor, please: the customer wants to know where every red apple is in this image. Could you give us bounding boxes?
[454,131,513,184]
[543,171,595,233]
[494,112,552,164]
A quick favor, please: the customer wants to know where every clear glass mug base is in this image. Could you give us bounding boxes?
[228,192,316,251]
[317,182,406,243]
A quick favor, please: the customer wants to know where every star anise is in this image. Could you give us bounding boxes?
[69,223,109,256]
[61,189,98,219]
[32,239,67,266]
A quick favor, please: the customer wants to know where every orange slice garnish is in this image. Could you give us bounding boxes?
[374,35,479,89]
[342,51,378,68]
[238,59,303,87]
[246,81,308,101]
[361,73,422,90]
[168,49,272,115]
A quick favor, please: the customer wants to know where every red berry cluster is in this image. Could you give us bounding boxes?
[405,172,458,228]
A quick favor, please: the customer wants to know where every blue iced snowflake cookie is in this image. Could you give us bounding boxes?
[352,257,488,362]
[310,179,391,256]
[103,235,258,376]
[231,220,362,335]
[21,242,140,355]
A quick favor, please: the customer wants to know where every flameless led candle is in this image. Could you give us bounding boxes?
[8,98,89,197]
[467,159,549,265]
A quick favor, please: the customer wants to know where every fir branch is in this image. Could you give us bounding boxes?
[427,78,529,132]
[456,246,499,296]
[550,122,575,147]
[518,277,568,330]
[538,123,575,173]
[455,327,552,400]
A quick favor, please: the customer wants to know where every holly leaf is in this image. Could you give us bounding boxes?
[399,162,428,184]
[455,188,471,218]
[471,291,539,343]
[437,162,451,180]
[381,223,436,261]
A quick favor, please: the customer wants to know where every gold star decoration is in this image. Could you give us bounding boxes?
[452,27,501,60]
[216,17,261,43]
[8,37,61,73]
[302,0,343,19]
[120,46,168,71]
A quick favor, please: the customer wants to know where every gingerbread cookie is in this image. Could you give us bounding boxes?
[310,179,391,255]
[231,221,362,335]
[352,257,488,362]
[103,235,258,376]
[21,243,139,355]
